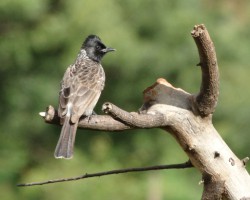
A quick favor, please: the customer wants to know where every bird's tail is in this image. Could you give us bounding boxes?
[54,116,78,159]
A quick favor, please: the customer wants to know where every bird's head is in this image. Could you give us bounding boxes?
[82,35,115,62]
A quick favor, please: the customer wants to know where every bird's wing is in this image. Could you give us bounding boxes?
[58,65,73,118]
[59,60,105,124]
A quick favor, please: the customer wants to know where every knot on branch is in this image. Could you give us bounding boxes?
[242,157,249,167]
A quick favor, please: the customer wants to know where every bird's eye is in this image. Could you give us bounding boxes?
[96,45,101,50]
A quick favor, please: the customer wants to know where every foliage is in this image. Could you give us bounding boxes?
[0,0,250,199]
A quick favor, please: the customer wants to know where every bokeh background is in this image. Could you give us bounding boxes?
[1,0,250,199]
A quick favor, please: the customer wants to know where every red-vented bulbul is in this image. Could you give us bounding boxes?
[55,35,115,159]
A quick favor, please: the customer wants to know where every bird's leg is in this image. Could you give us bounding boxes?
[85,111,97,123]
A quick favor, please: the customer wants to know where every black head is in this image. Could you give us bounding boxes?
[82,35,115,62]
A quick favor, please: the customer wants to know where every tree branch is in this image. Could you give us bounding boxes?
[191,24,219,117]
[17,161,193,187]
[102,102,167,128]
[40,104,169,131]
[40,105,132,131]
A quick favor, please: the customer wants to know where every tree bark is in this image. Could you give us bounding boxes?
[41,24,250,199]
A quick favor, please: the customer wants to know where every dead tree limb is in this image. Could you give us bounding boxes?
[34,24,250,199]
[191,24,219,117]
[40,105,132,131]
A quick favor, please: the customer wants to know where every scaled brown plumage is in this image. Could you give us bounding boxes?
[55,35,115,159]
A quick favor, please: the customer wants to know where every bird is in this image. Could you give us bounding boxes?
[55,35,115,159]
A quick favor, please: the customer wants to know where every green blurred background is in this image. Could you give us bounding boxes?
[1,0,250,199]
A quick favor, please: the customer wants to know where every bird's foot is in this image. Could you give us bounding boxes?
[86,111,97,123]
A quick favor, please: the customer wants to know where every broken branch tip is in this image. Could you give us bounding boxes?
[39,112,46,117]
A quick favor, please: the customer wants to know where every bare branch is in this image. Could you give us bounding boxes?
[102,102,167,128]
[41,105,132,131]
[40,104,168,131]
[191,24,219,117]
[17,161,193,187]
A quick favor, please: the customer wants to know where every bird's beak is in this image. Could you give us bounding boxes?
[101,47,116,53]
